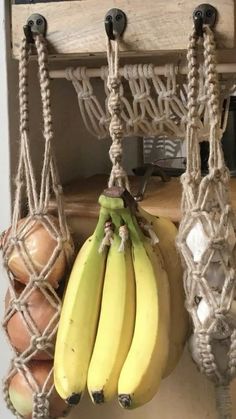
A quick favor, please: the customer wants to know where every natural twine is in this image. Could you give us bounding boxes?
[2,33,73,418]
[106,37,130,191]
[177,25,236,419]
[65,62,233,140]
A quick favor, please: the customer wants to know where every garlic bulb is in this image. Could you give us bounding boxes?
[197,295,236,339]
[186,220,236,264]
[204,262,225,292]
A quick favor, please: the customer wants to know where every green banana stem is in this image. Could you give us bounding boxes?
[94,206,111,241]
[120,209,146,245]
[99,194,124,210]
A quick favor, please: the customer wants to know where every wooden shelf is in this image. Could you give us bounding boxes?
[11,0,235,59]
[49,175,236,224]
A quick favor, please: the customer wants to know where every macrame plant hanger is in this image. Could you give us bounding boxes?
[2,20,73,419]
[56,59,235,141]
[177,20,236,419]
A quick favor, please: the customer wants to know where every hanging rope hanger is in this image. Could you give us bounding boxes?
[2,14,73,419]
[105,8,130,191]
[177,7,236,419]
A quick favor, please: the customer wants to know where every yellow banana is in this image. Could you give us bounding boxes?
[54,207,109,405]
[118,211,170,409]
[138,207,189,377]
[87,212,135,404]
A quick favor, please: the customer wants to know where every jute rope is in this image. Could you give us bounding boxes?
[65,62,233,140]
[2,33,73,418]
[106,37,130,191]
[177,25,236,419]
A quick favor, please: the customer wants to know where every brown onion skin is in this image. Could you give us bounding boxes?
[3,215,72,288]
[9,361,69,419]
[5,288,58,360]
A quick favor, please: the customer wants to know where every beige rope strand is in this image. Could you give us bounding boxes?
[12,37,38,227]
[203,26,225,172]
[106,37,130,191]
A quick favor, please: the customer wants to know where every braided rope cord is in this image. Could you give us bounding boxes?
[177,25,236,419]
[66,62,233,140]
[2,34,73,418]
[106,37,130,190]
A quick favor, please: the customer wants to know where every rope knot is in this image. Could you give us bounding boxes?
[208,168,222,182]
[108,76,121,90]
[13,357,24,370]
[109,142,123,161]
[13,299,26,312]
[29,276,47,287]
[158,91,174,101]
[31,335,50,350]
[78,91,93,100]
[108,97,123,115]
[209,237,225,251]
[119,225,129,252]
[134,92,149,103]
[111,166,127,180]
[99,220,114,253]
[33,392,50,418]
[153,115,166,124]
[192,270,201,282]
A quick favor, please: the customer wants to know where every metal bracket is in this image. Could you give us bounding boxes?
[23,13,47,44]
[193,4,217,37]
[105,8,127,40]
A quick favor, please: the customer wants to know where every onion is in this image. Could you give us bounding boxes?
[3,215,73,288]
[5,288,58,360]
[9,361,69,419]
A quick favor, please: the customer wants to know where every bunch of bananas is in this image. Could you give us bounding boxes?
[54,187,189,409]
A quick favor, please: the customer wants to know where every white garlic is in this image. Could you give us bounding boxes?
[205,262,225,292]
[197,298,212,326]
[186,220,236,264]
[186,221,209,263]
[197,295,236,339]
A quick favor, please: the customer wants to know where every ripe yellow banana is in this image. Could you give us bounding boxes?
[138,207,189,377]
[118,211,170,409]
[54,207,109,405]
[87,211,135,404]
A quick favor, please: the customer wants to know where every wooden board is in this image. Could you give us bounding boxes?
[48,175,236,223]
[12,0,235,59]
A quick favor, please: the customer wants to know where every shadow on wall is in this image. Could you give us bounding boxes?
[67,347,236,419]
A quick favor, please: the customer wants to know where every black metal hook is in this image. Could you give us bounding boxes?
[105,8,127,40]
[193,4,217,38]
[23,13,47,44]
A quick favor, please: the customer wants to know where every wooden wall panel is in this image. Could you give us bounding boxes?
[11,0,235,59]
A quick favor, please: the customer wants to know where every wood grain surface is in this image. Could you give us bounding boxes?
[12,0,235,59]
[49,175,236,223]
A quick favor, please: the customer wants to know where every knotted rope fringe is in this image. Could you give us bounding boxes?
[106,37,130,191]
[2,33,73,418]
[65,62,233,140]
[177,25,236,419]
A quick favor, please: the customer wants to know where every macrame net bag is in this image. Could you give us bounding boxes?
[1,32,74,418]
[64,61,235,140]
[177,24,236,419]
